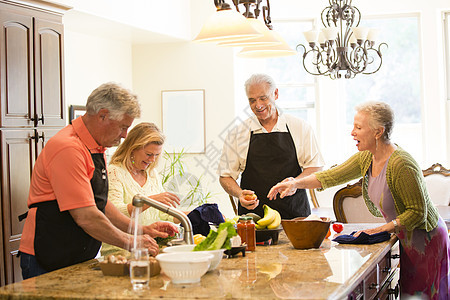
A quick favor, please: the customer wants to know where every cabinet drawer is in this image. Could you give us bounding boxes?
[348,282,364,300]
[364,266,379,300]
[378,252,391,286]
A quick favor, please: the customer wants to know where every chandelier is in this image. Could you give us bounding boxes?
[298,0,388,79]
[193,0,296,58]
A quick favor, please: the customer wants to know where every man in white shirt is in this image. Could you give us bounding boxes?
[217,73,324,219]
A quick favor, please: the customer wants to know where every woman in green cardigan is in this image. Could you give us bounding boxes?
[268,101,449,299]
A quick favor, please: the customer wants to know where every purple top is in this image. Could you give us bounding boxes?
[367,157,397,222]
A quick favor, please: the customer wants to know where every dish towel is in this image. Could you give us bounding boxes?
[332,231,391,244]
[187,203,225,236]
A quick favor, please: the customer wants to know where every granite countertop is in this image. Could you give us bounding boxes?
[0,224,397,300]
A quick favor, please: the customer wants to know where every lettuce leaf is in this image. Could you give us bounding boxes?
[193,221,237,251]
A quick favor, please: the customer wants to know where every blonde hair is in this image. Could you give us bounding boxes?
[85,82,141,120]
[110,122,165,172]
[355,101,394,141]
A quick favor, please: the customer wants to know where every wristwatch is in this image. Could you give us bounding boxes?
[392,219,399,234]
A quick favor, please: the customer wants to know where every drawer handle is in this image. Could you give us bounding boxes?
[369,283,379,290]
[391,254,400,259]
[388,285,399,297]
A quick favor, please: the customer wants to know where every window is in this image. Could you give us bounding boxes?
[233,20,316,129]
[445,12,450,102]
[339,15,422,162]
[234,15,423,165]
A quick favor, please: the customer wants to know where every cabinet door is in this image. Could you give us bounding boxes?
[0,8,34,128]
[0,129,35,285]
[34,17,65,127]
[35,128,61,155]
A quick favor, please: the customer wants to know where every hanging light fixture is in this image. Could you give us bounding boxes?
[237,31,296,58]
[194,0,295,58]
[297,0,388,79]
[193,1,262,43]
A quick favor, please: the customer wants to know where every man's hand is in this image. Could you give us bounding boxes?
[133,234,159,256]
[267,177,297,200]
[239,190,259,210]
[143,221,178,238]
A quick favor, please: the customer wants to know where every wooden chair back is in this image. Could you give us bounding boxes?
[422,163,450,206]
[333,179,384,223]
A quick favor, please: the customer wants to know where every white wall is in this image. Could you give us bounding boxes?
[63,29,133,107]
[132,41,236,216]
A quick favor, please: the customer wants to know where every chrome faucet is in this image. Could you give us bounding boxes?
[132,194,194,244]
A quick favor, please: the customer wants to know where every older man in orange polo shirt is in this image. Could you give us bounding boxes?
[19,83,177,279]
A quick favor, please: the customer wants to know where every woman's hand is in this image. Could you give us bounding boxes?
[267,177,298,200]
[354,219,400,237]
[143,221,178,239]
[148,192,181,207]
[353,226,384,237]
[239,190,259,210]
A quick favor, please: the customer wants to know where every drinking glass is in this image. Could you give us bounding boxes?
[129,248,150,290]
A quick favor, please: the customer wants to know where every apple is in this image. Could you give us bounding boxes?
[332,223,344,233]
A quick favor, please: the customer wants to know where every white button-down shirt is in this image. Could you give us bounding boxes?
[217,112,325,180]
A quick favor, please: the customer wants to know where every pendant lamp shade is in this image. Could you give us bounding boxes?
[193,9,263,43]
[237,32,296,58]
[218,18,282,47]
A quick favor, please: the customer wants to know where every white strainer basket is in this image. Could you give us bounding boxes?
[156,252,213,284]
[162,244,225,271]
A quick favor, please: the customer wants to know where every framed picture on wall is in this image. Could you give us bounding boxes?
[69,105,86,124]
[162,90,205,154]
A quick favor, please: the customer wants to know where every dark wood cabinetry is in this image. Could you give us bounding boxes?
[0,0,69,286]
[349,241,400,300]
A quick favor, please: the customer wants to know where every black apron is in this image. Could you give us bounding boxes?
[239,126,310,220]
[31,152,108,271]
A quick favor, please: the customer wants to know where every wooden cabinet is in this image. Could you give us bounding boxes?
[349,241,400,300]
[0,0,69,286]
[0,3,65,128]
[0,129,35,285]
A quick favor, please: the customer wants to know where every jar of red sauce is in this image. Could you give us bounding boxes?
[237,216,256,252]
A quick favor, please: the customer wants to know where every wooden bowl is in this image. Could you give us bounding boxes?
[281,217,331,249]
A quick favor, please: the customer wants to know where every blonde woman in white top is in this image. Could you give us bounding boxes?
[101,122,181,255]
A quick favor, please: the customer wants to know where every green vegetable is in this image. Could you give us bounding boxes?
[193,221,237,251]
[155,235,175,246]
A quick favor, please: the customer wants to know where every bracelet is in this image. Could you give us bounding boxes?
[392,219,399,234]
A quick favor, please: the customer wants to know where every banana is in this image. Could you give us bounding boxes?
[257,205,276,227]
[267,210,281,229]
[255,223,266,230]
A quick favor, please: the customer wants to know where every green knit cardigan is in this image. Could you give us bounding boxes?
[314,147,438,232]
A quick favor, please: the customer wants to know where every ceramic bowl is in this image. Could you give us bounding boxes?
[256,227,283,244]
[162,244,225,271]
[156,252,213,284]
[281,217,331,249]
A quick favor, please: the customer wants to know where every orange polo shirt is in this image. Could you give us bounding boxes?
[19,117,107,255]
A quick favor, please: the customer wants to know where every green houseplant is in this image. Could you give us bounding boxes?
[160,149,213,210]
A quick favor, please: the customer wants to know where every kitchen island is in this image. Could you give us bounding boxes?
[0,224,399,299]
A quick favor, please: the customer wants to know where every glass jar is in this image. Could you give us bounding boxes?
[237,216,256,252]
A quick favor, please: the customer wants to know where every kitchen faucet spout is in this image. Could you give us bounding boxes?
[132,194,194,244]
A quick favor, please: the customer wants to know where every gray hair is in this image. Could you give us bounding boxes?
[355,101,394,141]
[244,73,277,96]
[85,82,141,120]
